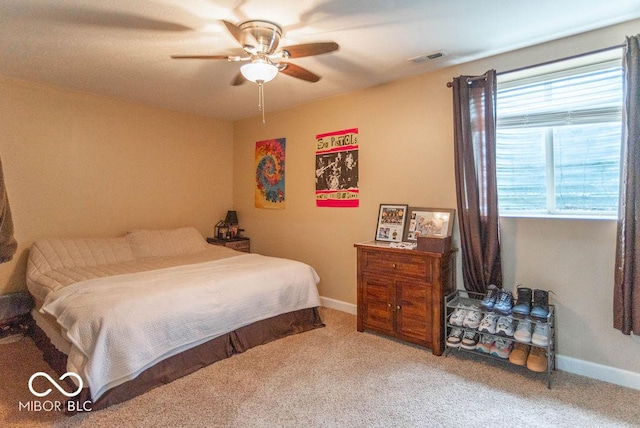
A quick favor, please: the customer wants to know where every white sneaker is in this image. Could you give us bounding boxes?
[463,310,483,329]
[496,316,514,337]
[490,337,514,359]
[449,307,468,326]
[514,319,532,343]
[531,323,550,346]
[447,328,464,347]
[475,334,494,353]
[460,330,479,350]
[478,313,499,334]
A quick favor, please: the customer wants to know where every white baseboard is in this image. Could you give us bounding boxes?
[556,354,640,391]
[320,296,640,391]
[319,296,356,315]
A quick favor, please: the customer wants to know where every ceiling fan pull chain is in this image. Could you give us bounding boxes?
[258,81,267,125]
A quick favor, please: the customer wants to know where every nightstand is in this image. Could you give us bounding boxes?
[206,237,250,253]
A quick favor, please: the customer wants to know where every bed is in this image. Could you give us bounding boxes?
[26,226,324,411]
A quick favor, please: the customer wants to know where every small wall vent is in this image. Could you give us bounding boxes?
[408,51,446,64]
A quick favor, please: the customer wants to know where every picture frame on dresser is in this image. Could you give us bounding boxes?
[403,207,455,241]
[375,204,408,242]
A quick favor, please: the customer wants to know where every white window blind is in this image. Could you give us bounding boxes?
[496,57,623,216]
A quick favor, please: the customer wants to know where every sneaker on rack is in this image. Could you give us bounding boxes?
[475,334,494,354]
[460,330,480,350]
[477,313,499,334]
[530,289,551,321]
[512,285,532,318]
[490,337,514,359]
[448,306,468,326]
[480,284,499,310]
[495,316,514,337]
[509,343,531,366]
[462,309,483,329]
[531,323,550,347]
[513,319,533,343]
[494,290,514,315]
[446,328,464,347]
[526,346,548,372]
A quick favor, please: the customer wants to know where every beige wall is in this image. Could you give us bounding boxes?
[0,17,637,380]
[233,19,640,374]
[0,76,234,294]
[233,73,457,304]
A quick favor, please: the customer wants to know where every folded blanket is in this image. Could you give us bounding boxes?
[42,253,321,400]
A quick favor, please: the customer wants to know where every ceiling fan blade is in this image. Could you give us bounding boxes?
[170,55,231,60]
[281,42,339,58]
[279,63,321,83]
[222,20,245,45]
[232,72,247,86]
[5,4,194,32]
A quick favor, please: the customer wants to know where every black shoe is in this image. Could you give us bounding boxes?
[531,289,550,320]
[512,285,532,318]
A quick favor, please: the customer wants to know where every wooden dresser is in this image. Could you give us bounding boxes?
[355,241,456,356]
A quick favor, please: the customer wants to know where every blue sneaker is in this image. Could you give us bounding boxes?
[480,284,499,310]
[494,290,514,315]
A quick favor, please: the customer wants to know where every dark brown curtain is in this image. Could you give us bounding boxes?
[0,155,16,263]
[614,35,640,336]
[452,70,502,294]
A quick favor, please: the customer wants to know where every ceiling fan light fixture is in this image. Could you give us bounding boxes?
[240,62,278,83]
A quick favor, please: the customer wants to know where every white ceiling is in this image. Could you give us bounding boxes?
[1,0,639,121]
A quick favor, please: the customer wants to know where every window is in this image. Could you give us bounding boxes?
[496,52,623,217]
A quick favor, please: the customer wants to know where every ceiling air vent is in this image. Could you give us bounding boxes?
[408,51,446,64]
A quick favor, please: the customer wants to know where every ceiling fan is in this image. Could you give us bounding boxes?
[171,20,339,86]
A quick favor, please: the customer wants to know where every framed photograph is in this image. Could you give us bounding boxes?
[375,204,408,242]
[403,207,455,241]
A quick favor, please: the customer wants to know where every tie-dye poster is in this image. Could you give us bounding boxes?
[255,138,285,209]
[315,128,359,207]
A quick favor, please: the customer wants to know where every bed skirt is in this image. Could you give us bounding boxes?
[30,307,324,412]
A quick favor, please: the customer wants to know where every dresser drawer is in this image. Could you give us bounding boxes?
[361,250,433,282]
[207,237,250,253]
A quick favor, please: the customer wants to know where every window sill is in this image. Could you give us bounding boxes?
[499,212,618,221]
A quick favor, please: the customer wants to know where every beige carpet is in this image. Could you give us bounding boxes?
[1,307,640,428]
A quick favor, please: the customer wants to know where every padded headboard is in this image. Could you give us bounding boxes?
[26,227,209,304]
[125,226,208,258]
[28,237,135,275]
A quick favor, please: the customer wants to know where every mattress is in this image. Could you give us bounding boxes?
[28,243,242,359]
[40,253,321,400]
[26,227,324,410]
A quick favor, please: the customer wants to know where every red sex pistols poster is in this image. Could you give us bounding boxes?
[315,128,359,208]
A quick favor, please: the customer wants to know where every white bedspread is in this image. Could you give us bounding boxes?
[41,253,320,401]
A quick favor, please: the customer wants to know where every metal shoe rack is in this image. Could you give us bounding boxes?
[443,290,556,388]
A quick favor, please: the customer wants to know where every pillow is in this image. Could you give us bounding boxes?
[126,227,207,258]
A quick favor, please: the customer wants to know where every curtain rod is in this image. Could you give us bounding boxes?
[445,43,624,88]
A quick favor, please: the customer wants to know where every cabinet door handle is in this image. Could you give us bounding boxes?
[387,303,392,308]
[396,305,401,311]
[392,263,397,268]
